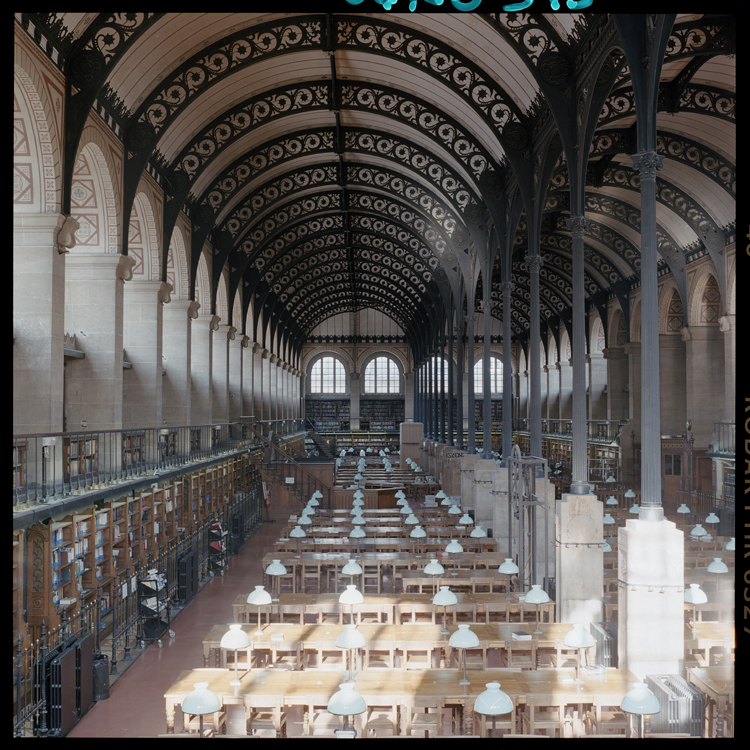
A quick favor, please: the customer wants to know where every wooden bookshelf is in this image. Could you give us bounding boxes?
[122,431,146,471]
[63,436,98,482]
[13,529,31,648]
[474,399,503,422]
[13,442,27,491]
[305,398,351,431]
[360,399,404,430]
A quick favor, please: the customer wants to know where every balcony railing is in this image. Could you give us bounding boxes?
[706,422,735,457]
[12,421,307,508]
[512,418,625,443]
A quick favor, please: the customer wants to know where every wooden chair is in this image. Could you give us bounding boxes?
[316,602,346,625]
[483,600,511,623]
[305,704,352,736]
[519,697,568,737]
[448,642,488,671]
[450,602,478,624]
[398,602,435,624]
[183,709,227,736]
[584,699,628,736]
[358,602,388,624]
[301,562,322,593]
[363,639,396,669]
[306,640,346,670]
[502,638,538,670]
[362,561,381,594]
[364,704,399,737]
[477,696,518,737]
[401,641,434,670]
[268,640,302,670]
[405,696,445,737]
[278,603,305,624]
[245,699,288,738]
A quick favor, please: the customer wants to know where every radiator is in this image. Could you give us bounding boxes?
[645,674,704,736]
[76,633,94,719]
[178,549,199,603]
[49,645,77,737]
[590,621,616,668]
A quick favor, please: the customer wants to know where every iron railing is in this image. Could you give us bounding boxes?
[512,418,625,443]
[706,422,735,457]
[13,421,303,508]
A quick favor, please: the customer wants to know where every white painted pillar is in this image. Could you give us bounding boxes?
[718,315,735,422]
[190,314,218,425]
[404,372,414,421]
[64,252,134,432]
[162,300,198,426]
[547,360,560,422]
[229,334,247,423]
[252,344,263,420]
[269,354,278,421]
[122,280,171,429]
[212,324,234,424]
[261,350,271,421]
[587,352,608,421]
[558,359,573,420]
[13,213,67,434]
[541,365,550,421]
[603,347,628,422]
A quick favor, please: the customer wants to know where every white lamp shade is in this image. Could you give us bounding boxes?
[606,475,616,483]
[360,450,366,457]
[440,496,453,506]
[706,557,728,574]
[432,586,458,606]
[340,450,347,458]
[336,459,342,468]
[247,585,272,605]
[705,512,720,524]
[351,514,366,525]
[620,683,661,716]
[354,474,363,482]
[415,467,423,472]
[308,497,320,506]
[410,525,426,538]
[395,490,406,499]
[603,513,615,524]
[474,682,513,716]
[445,540,463,553]
[289,526,306,538]
[350,526,366,538]
[379,450,385,456]
[449,623,479,648]
[396,498,407,507]
[677,504,691,514]
[342,559,363,576]
[448,504,462,515]
[386,466,394,472]
[220,622,252,650]
[470,525,487,538]
[603,540,612,553]
[339,585,364,605]
[458,513,474,525]
[352,498,364,507]
[563,623,595,649]
[498,558,519,575]
[405,514,419,525]
[350,506,363,514]
[400,505,412,514]
[684,583,707,604]
[384,448,390,453]
[353,490,364,500]
[629,504,640,514]
[304,505,315,515]
[624,489,636,498]
[435,490,447,499]
[424,558,444,575]
[725,537,735,551]
[182,682,221,715]
[327,682,366,716]
[335,623,367,650]
[524,584,550,604]
[265,559,287,576]
[691,524,707,536]
[297,514,312,525]
[348,448,354,453]
[313,491,323,499]
[605,495,618,506]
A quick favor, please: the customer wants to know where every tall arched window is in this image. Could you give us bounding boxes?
[474,357,503,395]
[364,356,401,394]
[310,356,346,394]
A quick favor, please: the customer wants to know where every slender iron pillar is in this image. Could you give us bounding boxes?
[448,311,455,445]
[501,281,515,462]
[526,254,543,459]
[483,293,493,458]
[567,215,590,494]
[467,310,476,452]
[632,151,665,520]
[456,310,464,449]
[439,331,446,444]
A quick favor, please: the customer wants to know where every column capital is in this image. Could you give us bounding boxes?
[623,341,640,355]
[282,362,289,372]
[565,215,589,237]
[555,361,563,370]
[209,314,221,331]
[269,353,278,364]
[241,335,250,348]
[631,150,664,179]
[261,348,270,359]
[524,254,544,273]
[542,365,549,373]
[601,347,625,359]
[252,342,261,354]
[221,325,237,341]
[586,351,604,362]
[57,216,81,253]
[501,281,515,295]
[718,314,734,332]
[350,372,360,381]
[681,327,691,342]
[187,300,201,319]
[158,281,173,305]
[116,255,137,281]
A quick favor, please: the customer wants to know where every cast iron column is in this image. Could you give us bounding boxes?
[525,253,543,459]
[482,294,493,458]
[467,310,476,453]
[502,281,515,463]
[448,311,455,445]
[567,215,590,494]
[632,150,665,520]
[456,311,464,449]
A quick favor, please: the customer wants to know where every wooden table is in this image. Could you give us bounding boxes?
[683,621,735,667]
[686,666,734,738]
[274,537,496,554]
[684,589,735,622]
[164,667,642,735]
[401,569,512,594]
[201,621,582,671]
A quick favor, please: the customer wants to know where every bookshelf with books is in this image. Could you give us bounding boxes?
[151,485,165,556]
[305,398,351,431]
[13,529,31,648]
[108,498,128,574]
[13,441,26,492]
[63,436,98,482]
[122,431,146,472]
[359,399,405,431]
[68,512,97,609]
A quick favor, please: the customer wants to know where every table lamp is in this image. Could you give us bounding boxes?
[339,584,364,624]
[603,512,615,526]
[415,466,423,473]
[342,558,362,589]
[349,525,366,553]
[474,681,514,738]
[624,488,636,503]
[410,524,426,556]
[399,504,412,515]
[395,490,406,500]
[690,523,707,538]
[705,511,720,531]
[312,490,323,500]
[246,585,272,636]
[385,448,390,453]
[386,465,394,473]
[182,681,221,737]
[707,557,728,591]
[265,559,287,603]
[351,513,366,526]
[435,489,447,501]
[676,503,691,529]
[629,502,640,515]
[352,497,364,508]
[424,557,444,596]
[606,474,616,484]
[725,537,735,551]
[433,585,458,635]
[354,473,363,483]
[445,539,463,576]
[353,489,364,501]
[360,450,366,457]
[440,494,454,507]
[684,583,707,633]
[379,450,385,457]
[605,495,618,508]
[220,623,251,692]
[327,681,366,738]
[498,558,519,599]
[524,583,550,635]
[289,525,306,557]
[448,503,462,517]
[470,525,486,555]
[335,624,367,682]
[562,623,595,683]
[405,513,419,526]
[297,513,312,527]
[309,495,320,506]
[348,448,354,454]
[340,450,347,458]
[336,458,342,469]
[449,624,479,685]
[620,682,661,738]
[350,504,364,514]
[603,539,612,553]
[304,503,315,516]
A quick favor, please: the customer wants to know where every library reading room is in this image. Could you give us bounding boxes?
[13,10,736,739]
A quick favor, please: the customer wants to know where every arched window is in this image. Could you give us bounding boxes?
[474,357,503,395]
[425,356,449,391]
[310,356,346,394]
[364,356,401,394]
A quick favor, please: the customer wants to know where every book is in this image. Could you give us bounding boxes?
[511,631,532,640]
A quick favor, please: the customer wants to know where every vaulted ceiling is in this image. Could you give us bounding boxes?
[38,12,735,364]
